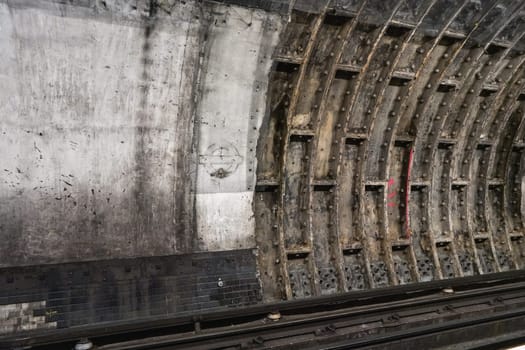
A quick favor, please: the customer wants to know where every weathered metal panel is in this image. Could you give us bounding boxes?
[255,0,525,303]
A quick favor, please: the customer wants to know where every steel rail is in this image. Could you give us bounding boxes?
[4,270,525,349]
[96,281,525,349]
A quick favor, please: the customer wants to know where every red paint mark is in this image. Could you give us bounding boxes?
[386,178,397,207]
[405,147,414,239]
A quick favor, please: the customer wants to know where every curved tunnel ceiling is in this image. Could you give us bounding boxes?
[254,0,525,301]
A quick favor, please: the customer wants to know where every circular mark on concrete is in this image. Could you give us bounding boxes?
[200,142,243,179]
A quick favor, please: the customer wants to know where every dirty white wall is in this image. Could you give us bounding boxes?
[194,7,280,250]
[0,0,283,267]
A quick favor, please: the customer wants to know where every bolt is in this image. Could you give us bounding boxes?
[74,339,93,350]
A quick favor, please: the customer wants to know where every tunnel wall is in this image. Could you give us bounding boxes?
[0,0,282,267]
[2,0,525,338]
[254,0,525,302]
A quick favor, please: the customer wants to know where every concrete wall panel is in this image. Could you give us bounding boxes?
[0,0,284,266]
[194,5,281,250]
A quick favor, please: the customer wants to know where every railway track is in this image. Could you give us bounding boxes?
[96,283,525,350]
[5,271,525,350]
